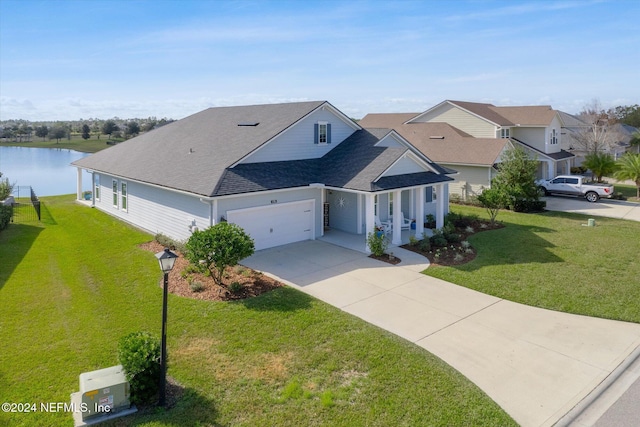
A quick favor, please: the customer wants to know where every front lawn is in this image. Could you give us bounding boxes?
[0,196,515,427]
[426,205,640,323]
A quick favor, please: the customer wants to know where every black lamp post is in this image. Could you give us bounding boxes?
[155,247,178,407]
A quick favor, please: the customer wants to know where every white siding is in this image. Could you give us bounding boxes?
[413,103,496,138]
[93,173,210,242]
[382,155,428,177]
[240,109,356,163]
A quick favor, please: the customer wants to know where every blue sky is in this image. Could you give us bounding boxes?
[1,0,638,121]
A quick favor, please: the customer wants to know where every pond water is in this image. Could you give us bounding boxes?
[0,146,92,197]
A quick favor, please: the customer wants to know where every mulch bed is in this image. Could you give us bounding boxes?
[140,241,283,301]
[401,220,503,267]
[368,253,401,265]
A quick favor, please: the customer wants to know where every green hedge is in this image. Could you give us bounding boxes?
[0,204,12,230]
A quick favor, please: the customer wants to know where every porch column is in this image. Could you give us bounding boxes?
[391,189,402,245]
[91,173,96,207]
[547,161,555,179]
[435,184,445,229]
[415,186,425,236]
[76,168,83,200]
[356,193,363,234]
[364,193,375,253]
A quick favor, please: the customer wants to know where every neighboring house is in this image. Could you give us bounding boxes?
[360,100,575,199]
[72,101,454,252]
[559,111,638,166]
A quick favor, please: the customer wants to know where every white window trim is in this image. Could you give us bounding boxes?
[112,180,118,208]
[121,181,128,212]
[318,121,328,144]
[500,128,510,139]
[94,175,100,201]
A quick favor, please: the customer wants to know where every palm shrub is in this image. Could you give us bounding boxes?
[185,222,255,286]
[118,331,161,405]
[613,153,640,198]
[582,152,618,182]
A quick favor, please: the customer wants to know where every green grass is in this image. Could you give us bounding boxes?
[0,196,515,427]
[0,135,116,153]
[427,205,640,323]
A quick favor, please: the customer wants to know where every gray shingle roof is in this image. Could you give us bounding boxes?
[73,102,451,197]
[73,101,326,196]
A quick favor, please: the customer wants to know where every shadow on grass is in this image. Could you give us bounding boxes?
[0,223,44,292]
[451,220,564,272]
[103,384,219,426]
[237,286,314,312]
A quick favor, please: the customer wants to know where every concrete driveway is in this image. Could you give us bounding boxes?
[243,240,640,427]
[543,196,640,222]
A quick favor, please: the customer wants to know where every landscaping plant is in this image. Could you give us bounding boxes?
[185,222,255,286]
[367,228,388,256]
[118,331,161,405]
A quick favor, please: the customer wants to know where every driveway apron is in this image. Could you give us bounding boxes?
[243,240,640,427]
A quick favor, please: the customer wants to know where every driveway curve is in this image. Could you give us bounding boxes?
[543,196,640,222]
[243,240,640,427]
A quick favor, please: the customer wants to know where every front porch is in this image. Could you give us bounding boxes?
[319,227,434,254]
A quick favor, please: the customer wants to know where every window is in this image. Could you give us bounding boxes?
[121,182,128,211]
[314,122,331,144]
[551,178,565,184]
[374,195,378,216]
[94,175,100,201]
[550,128,558,144]
[500,128,510,139]
[566,178,579,184]
[389,193,393,216]
[112,180,118,207]
[426,187,433,203]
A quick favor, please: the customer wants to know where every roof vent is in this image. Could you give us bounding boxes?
[238,122,259,127]
[429,136,445,139]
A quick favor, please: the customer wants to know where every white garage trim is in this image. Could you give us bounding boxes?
[227,199,316,250]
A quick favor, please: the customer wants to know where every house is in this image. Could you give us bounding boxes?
[559,110,640,166]
[72,101,454,252]
[360,100,575,199]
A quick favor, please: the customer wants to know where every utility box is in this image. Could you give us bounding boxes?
[71,365,135,426]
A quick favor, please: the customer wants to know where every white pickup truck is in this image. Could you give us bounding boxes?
[536,175,614,202]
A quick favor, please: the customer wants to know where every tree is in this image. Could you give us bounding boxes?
[611,104,640,128]
[81,124,91,140]
[102,120,119,139]
[35,125,49,141]
[613,153,640,198]
[49,126,66,143]
[582,152,617,182]
[185,222,255,286]
[492,146,541,211]
[125,121,140,138]
[477,187,509,224]
[575,99,625,154]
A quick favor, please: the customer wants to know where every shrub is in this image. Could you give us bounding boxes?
[229,281,244,294]
[418,236,431,252]
[118,331,161,405]
[185,222,255,286]
[367,229,388,256]
[512,199,546,213]
[408,235,419,246]
[425,214,436,228]
[0,177,15,201]
[571,166,588,175]
[444,232,462,244]
[429,230,448,248]
[154,233,185,254]
[189,280,205,292]
[0,204,12,230]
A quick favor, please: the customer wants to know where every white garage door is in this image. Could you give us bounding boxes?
[227,200,315,250]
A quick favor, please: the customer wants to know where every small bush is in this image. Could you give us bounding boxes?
[118,331,161,405]
[419,237,431,252]
[571,166,588,174]
[0,204,12,230]
[425,214,436,228]
[409,235,419,246]
[229,281,244,294]
[154,233,185,254]
[0,177,15,201]
[190,280,205,292]
[444,232,462,244]
[512,199,546,213]
[430,231,448,248]
[367,229,389,256]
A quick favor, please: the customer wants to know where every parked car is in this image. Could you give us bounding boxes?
[536,175,614,202]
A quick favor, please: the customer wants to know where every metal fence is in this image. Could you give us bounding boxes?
[11,186,41,222]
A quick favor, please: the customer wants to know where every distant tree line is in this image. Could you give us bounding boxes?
[0,117,174,143]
